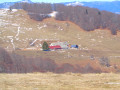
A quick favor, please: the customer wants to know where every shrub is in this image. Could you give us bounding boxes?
[99,57,110,67]
[42,42,49,51]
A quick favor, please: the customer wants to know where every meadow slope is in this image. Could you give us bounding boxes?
[1,9,120,73]
[1,9,120,51]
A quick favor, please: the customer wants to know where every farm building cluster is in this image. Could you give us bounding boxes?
[49,42,78,50]
[24,39,78,51]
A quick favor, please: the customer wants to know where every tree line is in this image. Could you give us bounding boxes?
[55,4,120,35]
[0,47,102,73]
[10,3,120,35]
[10,3,52,21]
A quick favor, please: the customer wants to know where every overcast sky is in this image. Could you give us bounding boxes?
[0,0,119,3]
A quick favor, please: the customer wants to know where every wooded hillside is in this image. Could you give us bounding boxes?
[11,3,120,34]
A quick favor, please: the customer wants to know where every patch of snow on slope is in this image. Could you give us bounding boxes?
[7,36,15,50]
[48,11,58,18]
[58,26,64,31]
[11,9,18,13]
[66,1,84,6]
[0,9,9,16]
[15,27,20,40]
[0,19,9,26]
[38,24,47,30]
[105,82,120,85]
[28,28,32,31]
[12,23,19,27]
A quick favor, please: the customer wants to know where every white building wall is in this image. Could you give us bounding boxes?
[50,42,69,49]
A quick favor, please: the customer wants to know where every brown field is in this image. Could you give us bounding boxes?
[0,73,120,90]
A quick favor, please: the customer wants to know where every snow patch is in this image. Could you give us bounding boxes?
[29,28,33,31]
[15,27,20,40]
[66,1,84,6]
[7,36,15,50]
[105,82,120,85]
[0,21,9,26]
[38,24,47,30]
[12,23,19,27]
[12,9,18,12]
[7,36,13,38]
[48,11,58,18]
[0,9,9,16]
[58,26,64,31]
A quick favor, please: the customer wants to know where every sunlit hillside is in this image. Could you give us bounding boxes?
[0,9,120,51]
[1,9,120,73]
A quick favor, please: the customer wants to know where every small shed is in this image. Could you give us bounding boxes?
[71,45,78,48]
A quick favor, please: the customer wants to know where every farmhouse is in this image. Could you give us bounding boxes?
[24,39,78,51]
[49,45,61,49]
[49,42,69,49]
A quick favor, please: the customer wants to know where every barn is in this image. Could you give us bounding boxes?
[49,45,61,50]
[50,42,69,49]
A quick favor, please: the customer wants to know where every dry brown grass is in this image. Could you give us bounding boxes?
[14,49,120,66]
[0,73,120,90]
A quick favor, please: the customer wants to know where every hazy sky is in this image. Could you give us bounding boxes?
[0,0,119,3]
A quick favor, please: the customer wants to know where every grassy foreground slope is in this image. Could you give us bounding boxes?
[0,73,120,90]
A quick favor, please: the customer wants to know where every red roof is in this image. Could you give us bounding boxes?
[49,45,61,49]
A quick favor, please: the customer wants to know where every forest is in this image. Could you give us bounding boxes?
[10,3,120,35]
[0,47,104,73]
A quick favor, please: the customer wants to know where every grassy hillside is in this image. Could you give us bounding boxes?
[1,73,120,90]
[0,9,120,51]
[1,9,120,72]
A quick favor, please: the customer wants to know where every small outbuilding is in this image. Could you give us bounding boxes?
[71,45,78,48]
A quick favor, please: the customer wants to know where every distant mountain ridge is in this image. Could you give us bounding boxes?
[0,0,120,13]
[0,2,15,8]
[0,0,32,8]
[83,1,120,13]
[63,1,120,13]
